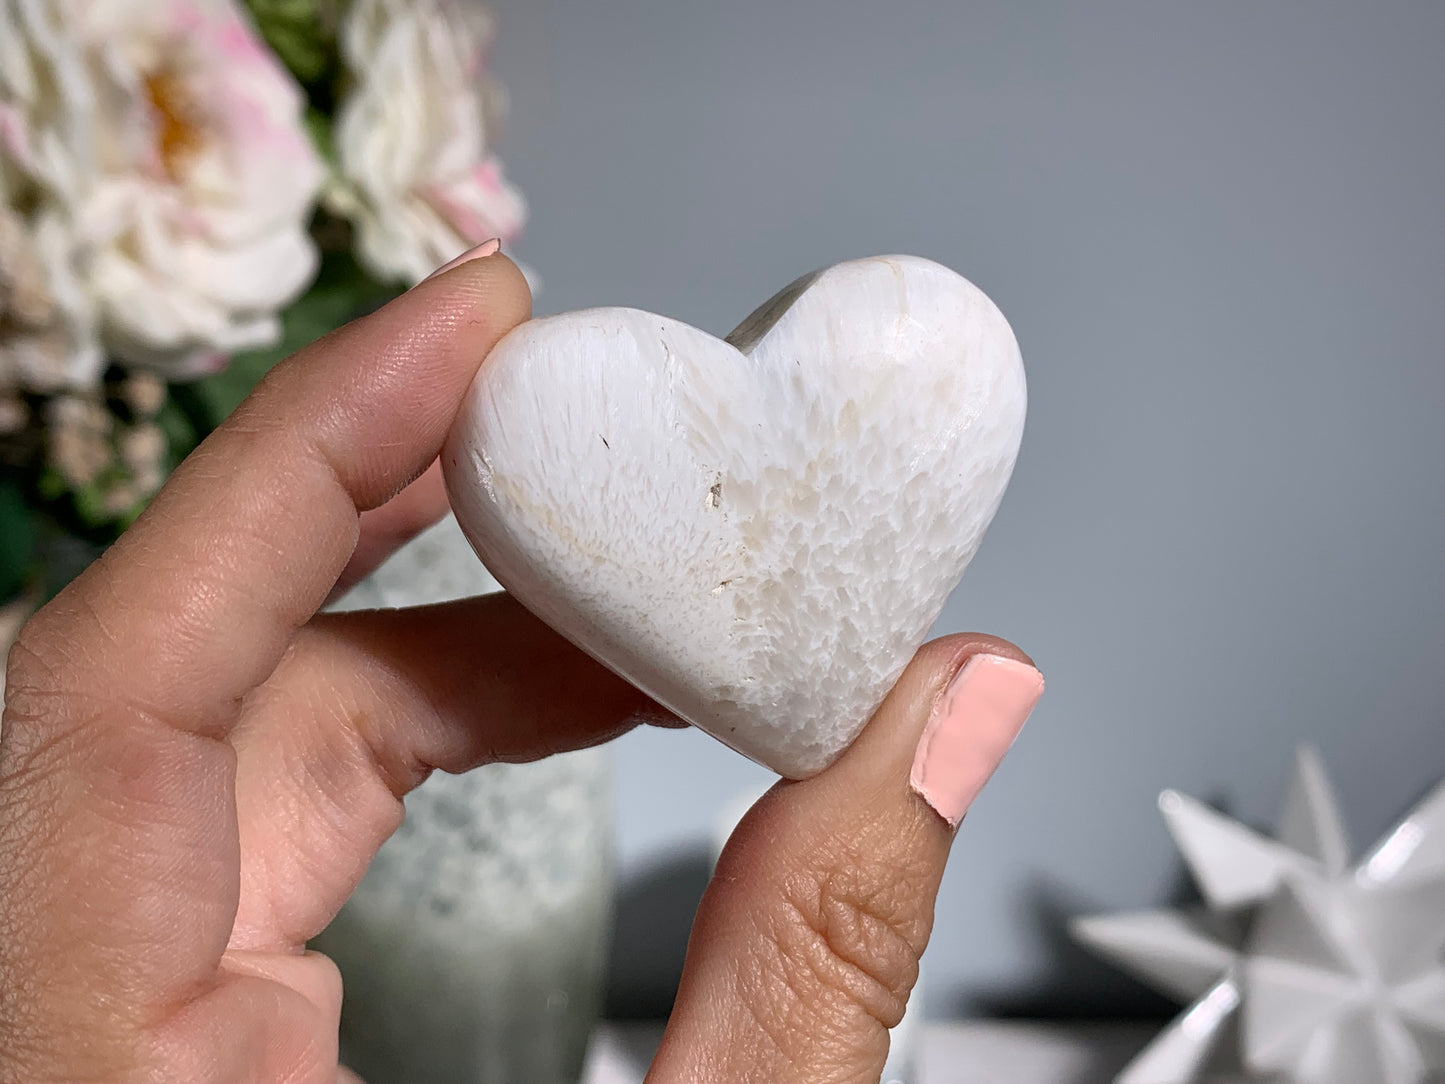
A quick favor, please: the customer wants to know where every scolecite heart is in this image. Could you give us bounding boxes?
[444,255,1026,778]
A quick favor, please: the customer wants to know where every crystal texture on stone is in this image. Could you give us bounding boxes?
[445,255,1027,778]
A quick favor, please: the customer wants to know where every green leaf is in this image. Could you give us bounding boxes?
[184,249,400,429]
[0,480,35,602]
[34,516,106,602]
[304,108,337,170]
[36,467,67,502]
[155,393,201,468]
[244,0,332,84]
[69,466,130,530]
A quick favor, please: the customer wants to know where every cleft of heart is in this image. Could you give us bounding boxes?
[443,255,1025,779]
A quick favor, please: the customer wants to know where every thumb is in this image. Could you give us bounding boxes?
[646,634,1044,1084]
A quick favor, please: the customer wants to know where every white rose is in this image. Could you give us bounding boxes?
[0,196,101,391]
[0,0,324,388]
[0,0,103,391]
[333,0,528,286]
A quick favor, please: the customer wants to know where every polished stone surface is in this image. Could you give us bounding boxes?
[446,255,1026,778]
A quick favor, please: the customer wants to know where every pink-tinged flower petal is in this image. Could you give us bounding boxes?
[216,14,269,62]
[167,349,232,379]
[332,0,528,285]
[0,0,325,386]
[425,159,527,247]
[0,103,35,172]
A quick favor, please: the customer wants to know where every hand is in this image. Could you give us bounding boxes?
[0,248,1043,1084]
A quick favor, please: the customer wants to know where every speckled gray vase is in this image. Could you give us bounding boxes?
[315,515,613,1084]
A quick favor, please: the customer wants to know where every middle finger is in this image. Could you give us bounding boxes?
[225,593,662,953]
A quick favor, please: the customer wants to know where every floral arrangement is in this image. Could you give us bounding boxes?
[0,0,526,613]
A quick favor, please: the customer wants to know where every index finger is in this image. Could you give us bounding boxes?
[0,250,530,1044]
[19,250,530,728]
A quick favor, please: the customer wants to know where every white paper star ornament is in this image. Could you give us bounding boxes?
[1072,747,1445,1084]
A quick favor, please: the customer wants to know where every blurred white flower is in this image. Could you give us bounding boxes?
[332,0,528,285]
[0,0,324,389]
[0,197,99,391]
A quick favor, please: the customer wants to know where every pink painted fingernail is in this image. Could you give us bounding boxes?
[910,654,1044,828]
[425,237,502,281]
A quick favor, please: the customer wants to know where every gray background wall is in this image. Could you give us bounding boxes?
[484,0,1445,1017]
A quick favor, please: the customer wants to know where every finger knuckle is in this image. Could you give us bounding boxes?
[4,621,89,781]
[6,614,65,703]
[763,823,935,1032]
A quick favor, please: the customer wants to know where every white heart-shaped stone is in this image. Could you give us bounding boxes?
[443,255,1026,778]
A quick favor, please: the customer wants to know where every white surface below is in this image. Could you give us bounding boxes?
[581,1020,1155,1084]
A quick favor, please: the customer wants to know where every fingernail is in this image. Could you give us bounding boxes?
[910,654,1044,828]
[424,237,502,281]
